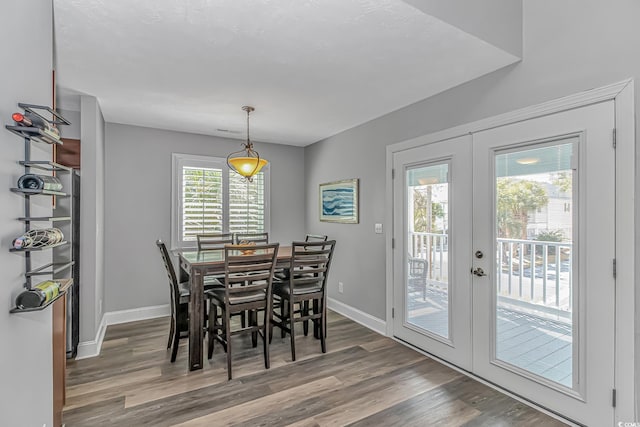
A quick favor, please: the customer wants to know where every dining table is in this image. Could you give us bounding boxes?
[178,245,292,371]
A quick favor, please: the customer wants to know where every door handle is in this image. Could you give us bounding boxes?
[471,267,487,277]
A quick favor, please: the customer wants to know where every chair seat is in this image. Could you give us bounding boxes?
[177,278,222,304]
[273,281,322,297]
[204,276,224,290]
[210,288,266,305]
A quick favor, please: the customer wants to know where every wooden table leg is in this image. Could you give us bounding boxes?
[189,268,204,371]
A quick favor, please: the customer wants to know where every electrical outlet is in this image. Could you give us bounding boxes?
[375,223,383,234]
[338,281,344,293]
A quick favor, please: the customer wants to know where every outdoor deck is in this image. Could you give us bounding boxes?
[407,287,573,387]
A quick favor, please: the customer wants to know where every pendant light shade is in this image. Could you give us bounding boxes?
[226,106,268,182]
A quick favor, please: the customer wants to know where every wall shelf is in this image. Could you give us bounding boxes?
[9,279,72,313]
[11,188,68,197]
[17,216,71,223]
[10,292,66,313]
[19,161,72,172]
[10,241,69,252]
[25,261,75,277]
[5,125,62,145]
[5,103,72,293]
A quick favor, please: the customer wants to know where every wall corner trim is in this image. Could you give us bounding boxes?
[75,304,170,359]
[327,297,387,336]
[75,315,107,360]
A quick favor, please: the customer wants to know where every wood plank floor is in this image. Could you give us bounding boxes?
[64,311,568,426]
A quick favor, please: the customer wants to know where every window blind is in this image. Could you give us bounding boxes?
[181,166,223,241]
[229,171,265,234]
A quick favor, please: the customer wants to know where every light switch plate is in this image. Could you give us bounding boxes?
[374,223,383,234]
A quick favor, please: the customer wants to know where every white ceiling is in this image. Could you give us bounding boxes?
[53,0,519,146]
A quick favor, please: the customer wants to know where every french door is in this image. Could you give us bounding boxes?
[392,101,616,425]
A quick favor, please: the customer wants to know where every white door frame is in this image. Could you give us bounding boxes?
[385,79,635,422]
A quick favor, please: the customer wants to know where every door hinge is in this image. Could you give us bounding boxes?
[392,307,395,318]
[613,258,617,278]
[392,238,395,249]
[392,168,395,179]
[612,128,617,148]
[612,388,617,407]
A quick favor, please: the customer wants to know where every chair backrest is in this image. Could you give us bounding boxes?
[408,255,428,279]
[197,233,234,250]
[235,232,269,244]
[288,240,336,292]
[223,243,279,304]
[156,240,180,311]
[305,234,328,242]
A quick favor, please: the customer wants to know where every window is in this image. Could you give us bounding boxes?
[171,153,269,248]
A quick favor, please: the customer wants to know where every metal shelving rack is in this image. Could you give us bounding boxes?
[6,103,74,297]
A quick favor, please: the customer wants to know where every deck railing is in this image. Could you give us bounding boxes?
[409,232,573,318]
[409,232,448,285]
[497,238,572,315]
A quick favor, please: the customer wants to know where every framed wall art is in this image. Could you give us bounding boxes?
[319,178,359,223]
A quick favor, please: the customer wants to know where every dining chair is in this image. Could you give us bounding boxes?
[271,240,336,361]
[197,233,234,250]
[305,234,328,242]
[207,243,279,380]
[234,232,269,244]
[408,255,428,300]
[156,240,219,362]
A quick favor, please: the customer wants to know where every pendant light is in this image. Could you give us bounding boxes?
[226,106,268,182]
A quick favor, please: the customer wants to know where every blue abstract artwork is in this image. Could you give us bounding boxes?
[319,179,358,223]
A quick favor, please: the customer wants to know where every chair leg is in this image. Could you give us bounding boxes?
[170,321,180,363]
[225,306,233,380]
[207,301,216,359]
[313,299,320,339]
[263,304,270,370]
[319,297,327,354]
[281,301,288,338]
[302,301,309,336]
[251,310,258,348]
[167,317,174,349]
[289,298,297,361]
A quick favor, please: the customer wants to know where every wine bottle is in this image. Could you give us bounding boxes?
[12,228,64,249]
[12,112,60,137]
[18,174,63,191]
[15,280,60,309]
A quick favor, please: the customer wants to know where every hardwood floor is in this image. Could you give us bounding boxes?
[64,311,568,426]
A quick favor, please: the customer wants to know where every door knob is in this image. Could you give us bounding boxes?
[471,267,487,277]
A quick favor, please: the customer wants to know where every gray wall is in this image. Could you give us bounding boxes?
[305,0,640,320]
[80,96,106,341]
[0,1,55,425]
[59,108,81,140]
[104,123,305,312]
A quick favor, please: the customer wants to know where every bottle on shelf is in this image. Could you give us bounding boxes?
[11,111,61,142]
[12,228,64,249]
[17,174,63,191]
[15,280,61,309]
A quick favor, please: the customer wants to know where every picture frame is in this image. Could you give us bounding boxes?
[319,178,359,223]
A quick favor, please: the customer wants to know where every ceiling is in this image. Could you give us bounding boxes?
[53,0,519,146]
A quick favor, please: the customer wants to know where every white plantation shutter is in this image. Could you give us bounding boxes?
[171,153,269,249]
[182,166,223,240]
[229,171,265,234]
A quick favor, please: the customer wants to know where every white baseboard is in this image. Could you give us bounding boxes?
[75,315,107,360]
[103,304,170,326]
[327,297,387,336]
[75,304,170,360]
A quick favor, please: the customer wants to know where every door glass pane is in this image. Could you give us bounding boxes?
[406,163,449,339]
[494,141,575,388]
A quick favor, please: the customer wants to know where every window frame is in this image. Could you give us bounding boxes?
[171,153,270,249]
